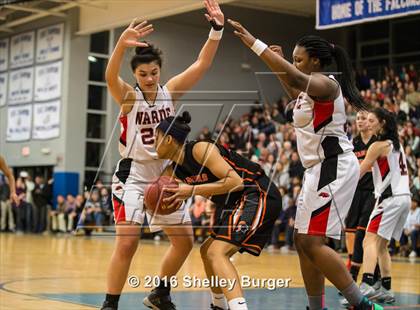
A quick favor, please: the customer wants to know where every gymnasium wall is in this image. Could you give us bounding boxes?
[0,4,349,191]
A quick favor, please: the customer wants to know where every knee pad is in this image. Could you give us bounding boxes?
[352,229,366,264]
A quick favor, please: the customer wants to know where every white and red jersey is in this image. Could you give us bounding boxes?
[293,75,353,168]
[372,142,410,200]
[119,84,175,161]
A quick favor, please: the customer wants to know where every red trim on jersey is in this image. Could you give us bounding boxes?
[308,200,331,235]
[119,114,128,146]
[313,100,334,133]
[367,212,383,234]
[113,194,126,223]
[377,156,390,180]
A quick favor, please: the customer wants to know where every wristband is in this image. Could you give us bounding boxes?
[251,39,268,56]
[209,27,223,41]
[210,19,224,31]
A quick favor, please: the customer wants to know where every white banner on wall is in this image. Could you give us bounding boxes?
[10,31,35,69]
[35,61,61,101]
[0,73,8,106]
[33,100,60,140]
[36,24,64,63]
[0,38,9,72]
[8,67,34,105]
[6,104,32,141]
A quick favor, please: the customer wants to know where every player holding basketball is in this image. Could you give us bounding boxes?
[357,108,410,304]
[101,1,225,309]
[228,20,383,309]
[154,111,282,310]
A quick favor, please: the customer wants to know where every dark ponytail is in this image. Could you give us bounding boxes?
[157,111,191,143]
[296,35,369,111]
[332,45,368,111]
[130,42,162,71]
[371,108,400,152]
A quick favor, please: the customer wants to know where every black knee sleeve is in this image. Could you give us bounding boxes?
[352,228,366,264]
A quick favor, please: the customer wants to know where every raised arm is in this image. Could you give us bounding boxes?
[228,19,337,100]
[268,45,301,100]
[105,19,153,114]
[166,0,225,102]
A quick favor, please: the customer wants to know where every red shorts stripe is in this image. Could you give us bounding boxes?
[112,194,126,223]
[367,213,383,234]
[308,201,332,236]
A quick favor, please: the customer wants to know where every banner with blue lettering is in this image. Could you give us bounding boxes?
[36,24,64,63]
[33,100,60,140]
[317,0,420,29]
[6,104,32,142]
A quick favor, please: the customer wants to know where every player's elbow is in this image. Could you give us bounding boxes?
[227,177,244,193]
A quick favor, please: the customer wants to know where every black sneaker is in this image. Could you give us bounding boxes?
[100,300,118,310]
[143,288,176,310]
[210,304,226,310]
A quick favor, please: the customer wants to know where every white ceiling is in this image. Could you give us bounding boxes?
[0,0,316,34]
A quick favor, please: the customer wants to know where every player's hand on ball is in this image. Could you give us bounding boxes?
[204,0,224,26]
[228,19,256,48]
[163,183,193,209]
[118,19,154,48]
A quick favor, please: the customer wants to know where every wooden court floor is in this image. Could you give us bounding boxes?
[1,233,419,309]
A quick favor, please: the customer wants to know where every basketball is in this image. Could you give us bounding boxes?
[144,176,180,215]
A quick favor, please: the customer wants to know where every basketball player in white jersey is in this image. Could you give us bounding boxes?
[229,20,383,310]
[357,108,410,304]
[101,1,225,309]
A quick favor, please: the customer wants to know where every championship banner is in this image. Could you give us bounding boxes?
[34,61,62,102]
[0,73,8,107]
[10,31,35,68]
[33,100,60,140]
[36,24,64,63]
[8,67,34,105]
[0,38,9,72]
[6,104,32,142]
[316,0,420,29]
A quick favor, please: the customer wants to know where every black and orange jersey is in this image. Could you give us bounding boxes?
[353,135,375,192]
[172,140,266,206]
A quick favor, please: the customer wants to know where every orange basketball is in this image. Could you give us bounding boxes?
[144,176,180,215]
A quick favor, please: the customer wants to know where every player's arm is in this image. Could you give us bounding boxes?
[359,142,389,178]
[163,142,244,208]
[0,156,17,204]
[166,0,224,103]
[191,142,244,197]
[268,45,301,100]
[228,20,337,100]
[105,19,153,113]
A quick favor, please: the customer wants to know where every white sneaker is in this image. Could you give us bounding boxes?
[372,280,381,291]
[359,282,381,299]
[409,251,417,258]
[376,286,395,304]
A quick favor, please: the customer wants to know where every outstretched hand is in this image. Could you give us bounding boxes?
[118,18,154,48]
[204,0,224,27]
[228,19,256,48]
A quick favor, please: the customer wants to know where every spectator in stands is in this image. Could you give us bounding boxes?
[100,187,113,227]
[32,176,49,233]
[50,195,66,233]
[13,177,30,233]
[64,194,77,232]
[400,197,420,258]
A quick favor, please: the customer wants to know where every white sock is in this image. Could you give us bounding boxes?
[228,297,248,310]
[211,292,228,309]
